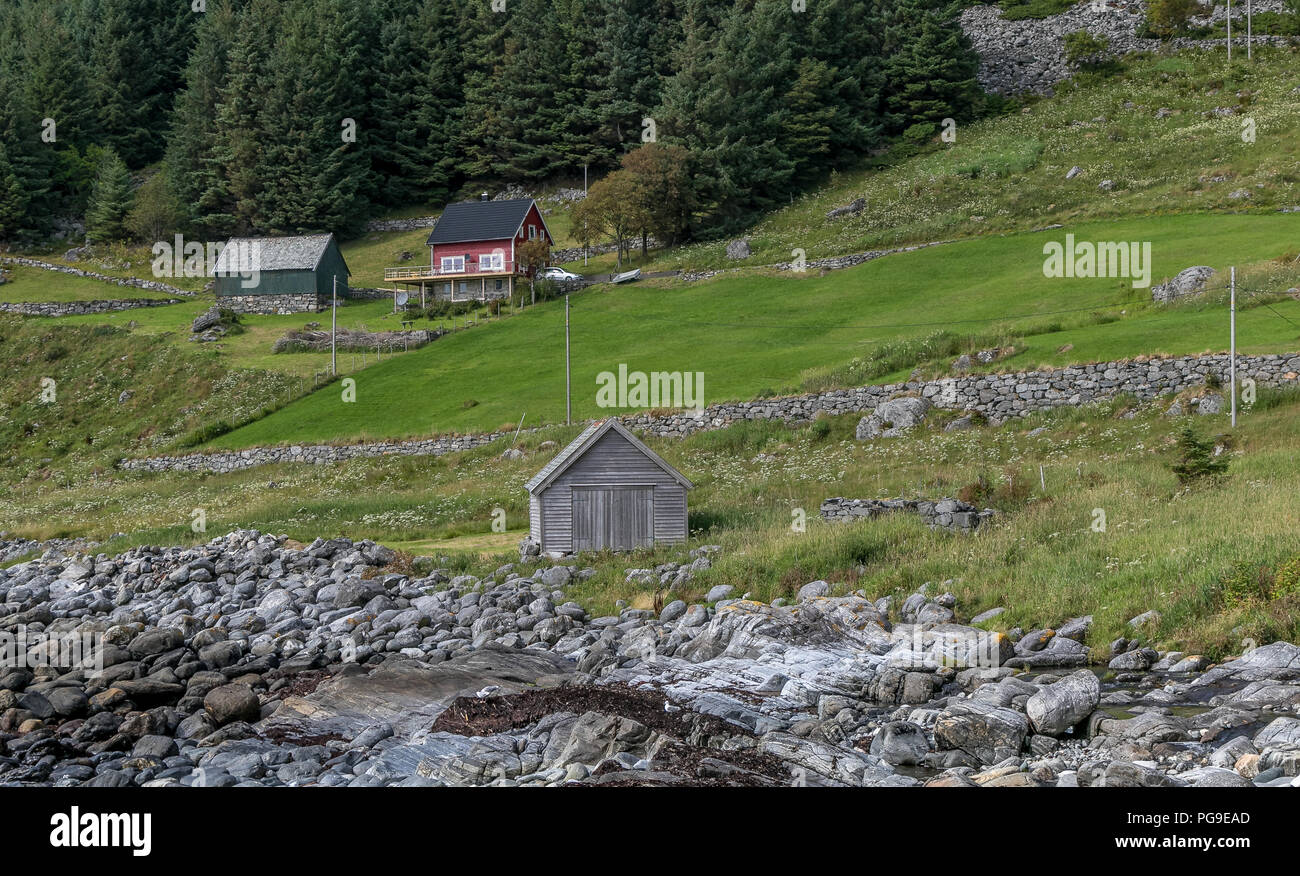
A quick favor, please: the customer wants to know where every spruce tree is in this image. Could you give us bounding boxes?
[167,0,241,237]
[692,0,799,230]
[86,0,196,166]
[0,66,56,238]
[371,0,430,208]
[212,0,280,234]
[411,0,466,203]
[807,0,883,162]
[0,143,30,240]
[86,147,135,242]
[881,0,982,136]
[459,0,513,182]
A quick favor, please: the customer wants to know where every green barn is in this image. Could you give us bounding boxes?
[213,233,350,314]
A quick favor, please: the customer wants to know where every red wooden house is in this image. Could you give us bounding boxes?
[384,195,553,304]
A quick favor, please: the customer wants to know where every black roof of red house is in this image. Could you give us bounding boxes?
[425,198,548,246]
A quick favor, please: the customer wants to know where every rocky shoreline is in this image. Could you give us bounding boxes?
[2,531,1297,788]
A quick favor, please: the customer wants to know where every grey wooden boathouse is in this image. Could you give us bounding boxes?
[526,419,692,554]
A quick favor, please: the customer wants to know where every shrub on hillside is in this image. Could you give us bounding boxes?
[1271,555,1300,599]
[1218,554,1300,607]
[1169,425,1229,484]
[1063,30,1118,74]
[1218,560,1273,606]
[1145,0,1206,36]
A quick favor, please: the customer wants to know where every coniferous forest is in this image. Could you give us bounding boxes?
[0,0,983,242]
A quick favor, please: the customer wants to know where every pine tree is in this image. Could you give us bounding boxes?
[86,147,135,242]
[86,0,197,166]
[691,0,799,231]
[881,0,981,137]
[167,0,241,237]
[411,0,466,202]
[0,143,30,240]
[0,52,56,238]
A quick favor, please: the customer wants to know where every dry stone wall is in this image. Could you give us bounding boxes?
[820,498,996,532]
[626,351,1300,438]
[119,431,515,474]
[219,293,323,314]
[0,297,184,316]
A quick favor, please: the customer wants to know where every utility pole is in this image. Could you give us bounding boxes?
[1227,0,1232,61]
[583,163,589,268]
[1247,0,1252,60]
[565,294,572,425]
[331,275,338,376]
[1230,266,1237,428]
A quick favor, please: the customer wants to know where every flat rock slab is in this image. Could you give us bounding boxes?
[259,648,576,740]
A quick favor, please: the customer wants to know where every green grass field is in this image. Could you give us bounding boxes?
[207,212,1300,447]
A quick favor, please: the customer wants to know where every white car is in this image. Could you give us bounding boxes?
[538,267,583,281]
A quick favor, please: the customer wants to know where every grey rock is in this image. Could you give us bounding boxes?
[705,584,734,603]
[869,721,930,766]
[204,683,261,725]
[798,580,829,601]
[1025,669,1100,735]
[970,607,1005,624]
[725,239,752,260]
[1152,266,1215,304]
[856,396,931,440]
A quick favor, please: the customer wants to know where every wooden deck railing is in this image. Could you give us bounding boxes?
[384,261,518,281]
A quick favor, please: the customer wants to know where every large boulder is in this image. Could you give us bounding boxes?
[869,721,930,766]
[551,711,655,768]
[1151,266,1215,304]
[856,396,931,440]
[826,197,866,220]
[127,627,183,658]
[1108,648,1157,671]
[1025,669,1100,735]
[204,683,261,725]
[934,700,1028,765]
[725,239,752,260]
[191,305,223,333]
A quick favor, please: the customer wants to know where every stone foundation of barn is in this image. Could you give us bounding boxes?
[219,293,323,314]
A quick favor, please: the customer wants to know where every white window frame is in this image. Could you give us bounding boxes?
[440,255,465,274]
[528,224,537,240]
[480,252,504,271]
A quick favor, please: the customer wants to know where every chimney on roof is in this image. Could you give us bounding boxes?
[480,192,490,202]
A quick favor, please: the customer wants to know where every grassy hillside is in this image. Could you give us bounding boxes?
[658,48,1300,271]
[0,315,307,486]
[0,265,181,303]
[208,212,1300,447]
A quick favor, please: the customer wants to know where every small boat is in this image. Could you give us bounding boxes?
[610,268,642,284]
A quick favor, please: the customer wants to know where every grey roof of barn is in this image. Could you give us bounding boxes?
[426,198,549,246]
[213,233,349,274]
[525,419,693,494]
